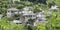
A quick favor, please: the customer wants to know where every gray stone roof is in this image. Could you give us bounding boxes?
[23,7,29,11]
[7,8,19,11]
[22,11,35,16]
[12,0,20,3]
[51,5,58,9]
[13,20,23,24]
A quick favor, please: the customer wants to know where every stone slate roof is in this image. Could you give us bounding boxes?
[7,8,19,11]
[22,11,35,16]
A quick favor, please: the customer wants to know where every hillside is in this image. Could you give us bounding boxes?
[0,0,60,30]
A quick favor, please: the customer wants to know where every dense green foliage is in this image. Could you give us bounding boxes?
[0,0,60,30]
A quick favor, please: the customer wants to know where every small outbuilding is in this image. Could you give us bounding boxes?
[51,5,59,12]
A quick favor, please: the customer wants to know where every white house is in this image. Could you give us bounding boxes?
[7,8,19,18]
[0,14,3,19]
[36,12,45,18]
[34,11,47,26]
[51,5,58,12]
[13,20,23,24]
[22,7,36,19]
[51,5,58,9]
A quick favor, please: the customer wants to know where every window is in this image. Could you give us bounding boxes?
[8,11,10,12]
[16,18,20,20]
[33,15,35,17]
[11,11,14,13]
[38,19,42,21]
[29,15,32,17]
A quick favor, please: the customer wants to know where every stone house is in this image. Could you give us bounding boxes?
[51,5,58,12]
[6,7,48,27]
[12,0,20,3]
[7,8,19,18]
[34,11,47,26]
